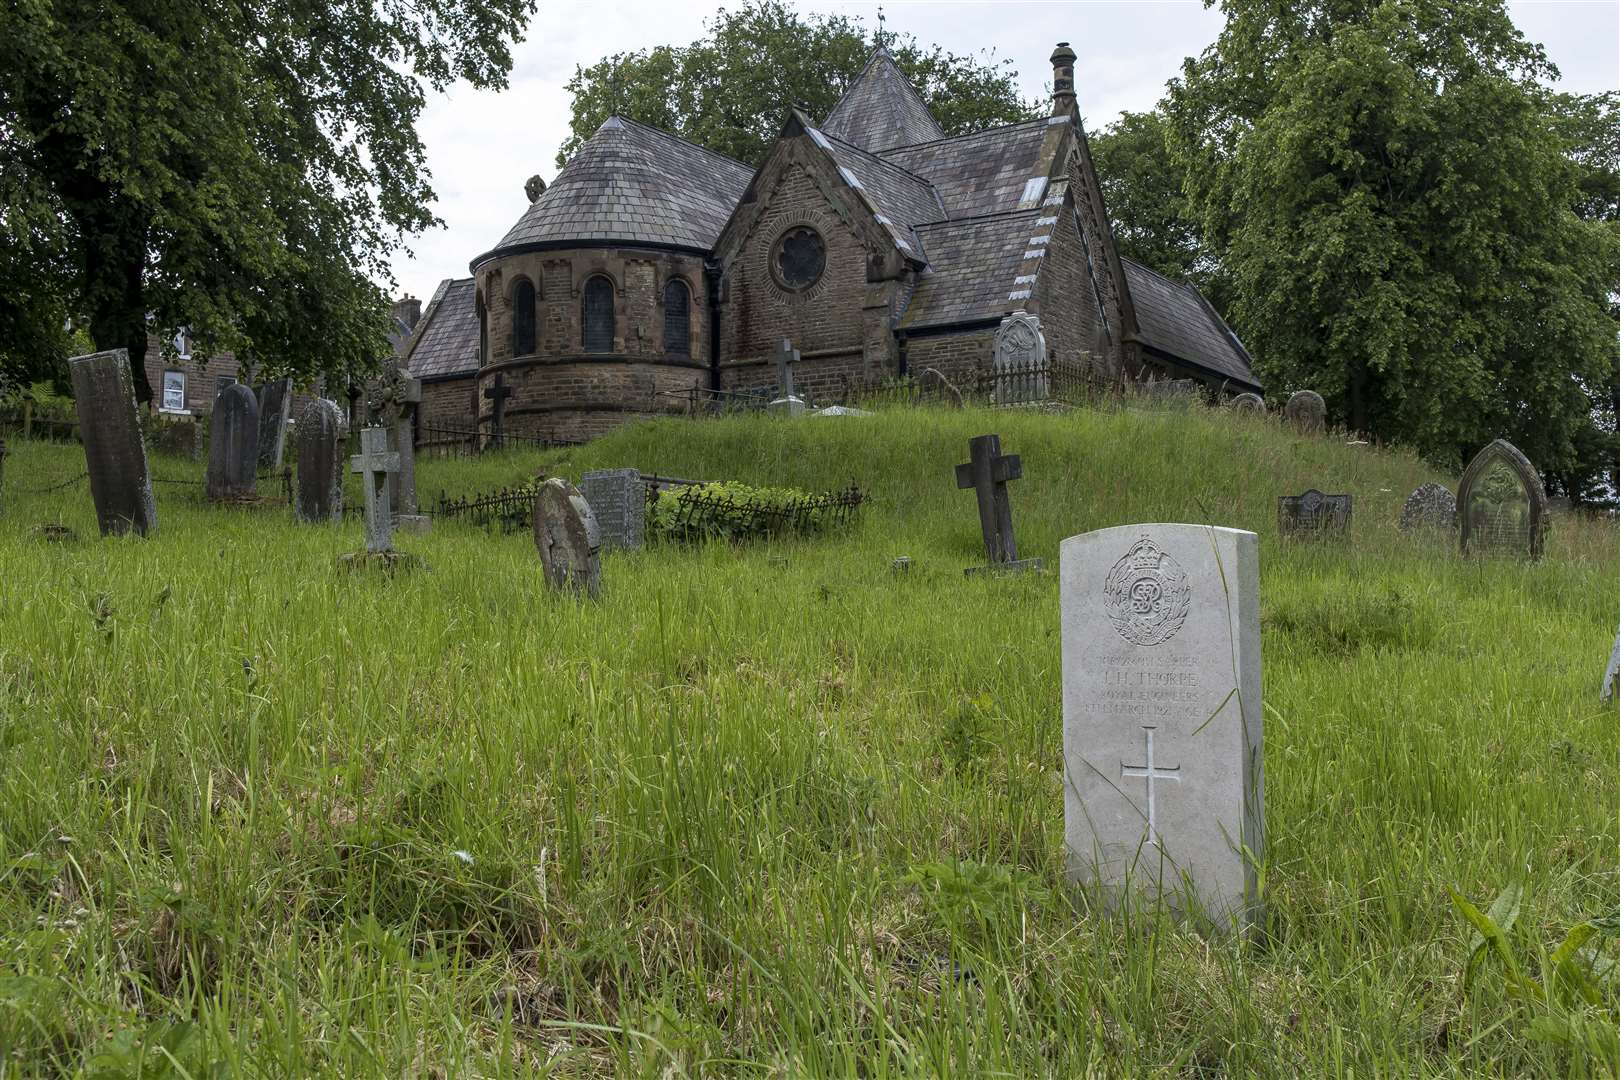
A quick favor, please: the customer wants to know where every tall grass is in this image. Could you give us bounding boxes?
[1,402,1618,1076]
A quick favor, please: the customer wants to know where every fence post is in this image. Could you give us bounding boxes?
[22,401,32,441]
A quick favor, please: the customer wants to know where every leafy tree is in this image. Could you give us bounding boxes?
[0,0,535,402]
[558,2,1039,168]
[1163,0,1620,477]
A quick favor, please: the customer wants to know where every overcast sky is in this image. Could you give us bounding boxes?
[387,0,1620,304]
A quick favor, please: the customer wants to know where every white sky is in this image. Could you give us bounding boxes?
[387,0,1620,304]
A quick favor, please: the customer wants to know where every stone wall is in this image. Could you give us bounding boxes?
[475,356,708,444]
[1032,196,1106,372]
[419,377,478,435]
[905,331,995,389]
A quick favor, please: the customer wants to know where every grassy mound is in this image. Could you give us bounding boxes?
[1,402,1618,1075]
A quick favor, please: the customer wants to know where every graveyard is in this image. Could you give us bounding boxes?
[3,396,1620,1075]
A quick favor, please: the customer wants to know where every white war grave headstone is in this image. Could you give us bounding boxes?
[1060,524,1263,929]
[69,349,158,536]
[993,312,1047,405]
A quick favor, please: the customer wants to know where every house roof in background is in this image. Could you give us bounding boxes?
[1123,259,1258,389]
[404,277,480,380]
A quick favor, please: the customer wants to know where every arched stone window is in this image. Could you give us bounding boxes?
[511,278,536,357]
[663,278,691,357]
[582,276,615,354]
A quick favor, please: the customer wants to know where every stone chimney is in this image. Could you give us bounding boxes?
[1050,42,1077,117]
[392,295,422,332]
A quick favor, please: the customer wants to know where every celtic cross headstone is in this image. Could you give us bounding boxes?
[768,338,806,417]
[69,349,158,537]
[206,382,260,502]
[955,433,1040,575]
[350,426,399,553]
[1060,524,1264,930]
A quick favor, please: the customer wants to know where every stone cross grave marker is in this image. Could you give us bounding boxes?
[1277,489,1351,540]
[1602,623,1620,705]
[255,378,293,471]
[534,478,602,597]
[579,468,645,550]
[295,399,346,524]
[69,349,158,536]
[1284,390,1326,434]
[993,312,1048,405]
[1060,524,1264,929]
[350,426,400,553]
[1458,438,1547,560]
[483,374,514,448]
[768,338,806,417]
[1399,482,1456,533]
[955,433,1041,575]
[374,366,428,530]
[207,382,260,502]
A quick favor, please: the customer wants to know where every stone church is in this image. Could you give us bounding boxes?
[401,42,1258,442]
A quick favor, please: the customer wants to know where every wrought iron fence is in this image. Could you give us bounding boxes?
[656,483,865,542]
[417,422,565,459]
[431,481,543,532]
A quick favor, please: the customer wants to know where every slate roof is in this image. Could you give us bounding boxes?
[477,117,753,264]
[821,48,946,152]
[900,211,1043,329]
[1123,258,1257,389]
[404,277,480,380]
[882,119,1056,219]
[810,127,943,260]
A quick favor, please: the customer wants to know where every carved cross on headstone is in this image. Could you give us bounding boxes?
[955,433,1036,573]
[1121,725,1181,844]
[484,374,513,447]
[350,426,400,553]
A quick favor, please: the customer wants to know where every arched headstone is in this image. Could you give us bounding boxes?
[1231,393,1265,415]
[1284,390,1326,434]
[294,399,346,524]
[1458,439,1547,559]
[993,313,1047,405]
[69,349,157,536]
[206,382,260,502]
[1399,483,1456,533]
[534,479,602,597]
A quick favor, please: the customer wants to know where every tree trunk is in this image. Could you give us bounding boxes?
[1347,355,1368,436]
[76,193,153,403]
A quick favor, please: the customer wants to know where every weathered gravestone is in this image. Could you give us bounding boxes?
[1060,524,1264,929]
[1284,390,1326,434]
[1230,393,1265,415]
[993,312,1047,405]
[372,366,428,531]
[955,433,1041,575]
[533,478,602,598]
[294,399,346,524]
[483,374,514,448]
[1458,438,1547,560]
[768,338,806,417]
[69,349,158,537]
[206,382,260,502]
[578,468,645,551]
[1277,489,1352,540]
[1399,482,1457,533]
[255,378,293,471]
[1602,624,1620,704]
[350,426,400,553]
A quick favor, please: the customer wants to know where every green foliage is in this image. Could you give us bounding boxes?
[0,0,535,400]
[1160,0,1620,479]
[646,480,851,543]
[557,1,1039,167]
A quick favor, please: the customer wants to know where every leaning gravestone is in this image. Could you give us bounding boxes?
[294,399,346,524]
[534,478,602,598]
[992,312,1047,405]
[1230,393,1265,415]
[206,382,260,502]
[1285,390,1326,434]
[255,378,293,471]
[1458,438,1547,560]
[1277,489,1351,540]
[579,469,645,551]
[69,349,157,537]
[1399,482,1456,533]
[955,433,1040,575]
[1060,524,1264,929]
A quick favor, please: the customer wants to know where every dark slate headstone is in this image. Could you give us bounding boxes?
[1399,483,1457,533]
[1458,438,1547,560]
[255,378,293,470]
[955,433,1041,575]
[68,349,157,536]
[294,399,346,524]
[206,383,260,502]
[1285,390,1326,434]
[579,468,645,550]
[1277,489,1352,539]
[534,478,602,597]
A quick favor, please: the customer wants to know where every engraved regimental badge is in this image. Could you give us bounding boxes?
[1103,535,1192,646]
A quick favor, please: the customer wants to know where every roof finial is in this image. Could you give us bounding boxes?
[875,5,891,51]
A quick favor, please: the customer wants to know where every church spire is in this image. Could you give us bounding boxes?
[820,46,946,152]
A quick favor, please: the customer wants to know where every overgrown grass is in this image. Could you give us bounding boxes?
[2,402,1619,1075]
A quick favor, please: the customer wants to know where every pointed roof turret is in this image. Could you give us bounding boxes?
[821,46,946,153]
